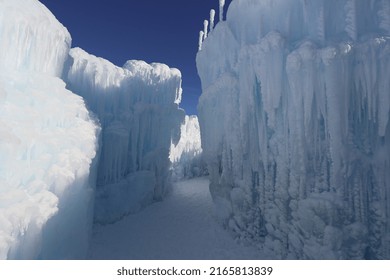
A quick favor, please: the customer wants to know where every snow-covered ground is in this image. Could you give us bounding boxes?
[89,177,265,259]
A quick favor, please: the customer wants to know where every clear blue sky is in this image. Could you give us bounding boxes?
[39,0,232,115]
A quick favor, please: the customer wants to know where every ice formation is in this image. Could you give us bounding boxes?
[0,0,70,77]
[65,48,185,223]
[210,9,216,31]
[0,0,99,259]
[203,20,209,39]
[197,0,390,259]
[219,0,225,22]
[170,115,206,180]
[199,31,205,51]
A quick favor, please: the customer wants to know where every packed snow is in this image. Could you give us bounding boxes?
[89,177,266,259]
[197,0,390,259]
[65,48,185,224]
[0,0,99,259]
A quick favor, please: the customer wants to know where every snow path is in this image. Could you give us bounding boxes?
[88,177,264,259]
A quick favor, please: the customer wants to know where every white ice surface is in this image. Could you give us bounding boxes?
[89,177,266,259]
[0,0,71,77]
[170,116,202,163]
[0,71,99,259]
[169,116,205,181]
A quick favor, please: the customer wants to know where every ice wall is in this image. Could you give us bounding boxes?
[197,0,390,259]
[65,48,185,223]
[170,115,206,180]
[0,0,99,259]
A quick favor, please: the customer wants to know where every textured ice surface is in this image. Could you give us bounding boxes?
[0,0,71,77]
[197,0,390,259]
[0,73,99,259]
[170,115,206,180]
[0,0,99,259]
[65,48,185,223]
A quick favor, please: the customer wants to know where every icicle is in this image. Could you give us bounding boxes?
[210,9,216,31]
[219,0,225,22]
[345,0,358,41]
[318,4,325,43]
[203,20,209,39]
[379,0,390,35]
[198,30,204,51]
